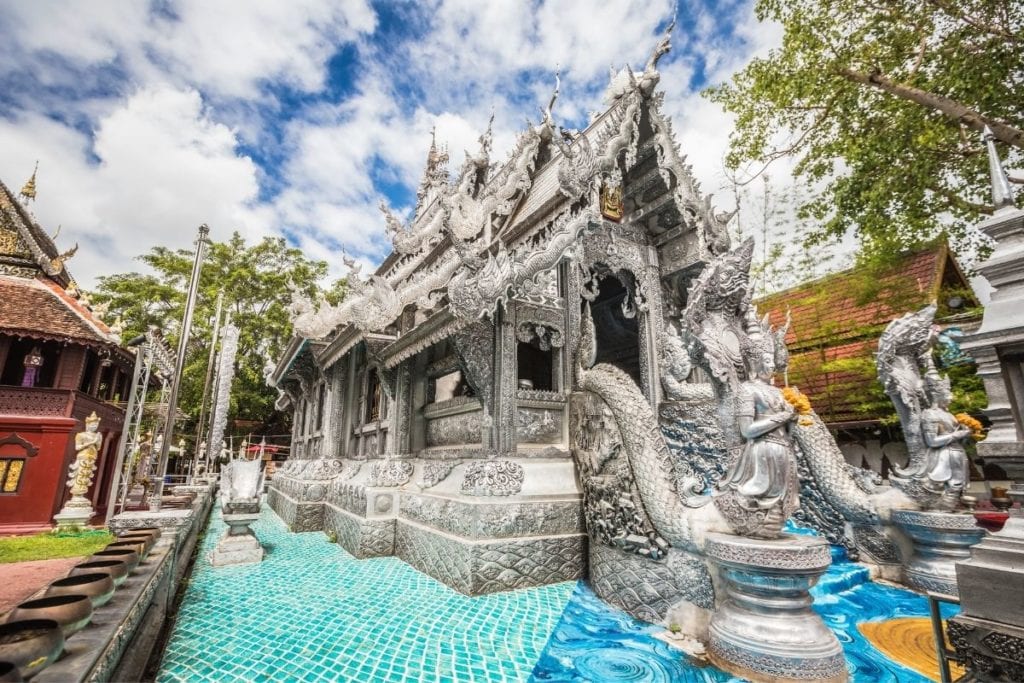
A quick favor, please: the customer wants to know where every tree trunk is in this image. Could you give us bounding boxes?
[837,68,1024,149]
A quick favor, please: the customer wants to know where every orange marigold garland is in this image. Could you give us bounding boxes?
[954,413,986,441]
[782,386,814,427]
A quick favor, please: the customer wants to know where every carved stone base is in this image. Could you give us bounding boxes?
[210,512,263,567]
[266,485,324,532]
[395,519,585,595]
[54,505,93,529]
[706,533,847,683]
[891,509,986,596]
[324,503,395,558]
[948,614,1024,682]
[588,542,714,631]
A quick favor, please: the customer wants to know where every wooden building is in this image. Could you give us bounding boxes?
[0,172,131,533]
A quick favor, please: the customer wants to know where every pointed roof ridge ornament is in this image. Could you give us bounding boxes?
[20,161,38,201]
[983,125,1016,211]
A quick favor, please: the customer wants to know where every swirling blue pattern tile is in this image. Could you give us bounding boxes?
[531,557,960,683]
[529,583,742,683]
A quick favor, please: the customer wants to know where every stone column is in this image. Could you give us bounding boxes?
[492,304,518,454]
[960,129,1024,482]
[949,512,1024,681]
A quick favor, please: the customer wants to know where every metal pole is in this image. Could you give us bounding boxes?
[151,224,210,510]
[192,290,223,481]
[102,342,146,524]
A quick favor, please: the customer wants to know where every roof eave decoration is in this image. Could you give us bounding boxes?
[0,174,76,286]
[290,25,735,339]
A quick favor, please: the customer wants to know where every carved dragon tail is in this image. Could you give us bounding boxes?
[790,412,879,526]
[578,362,706,552]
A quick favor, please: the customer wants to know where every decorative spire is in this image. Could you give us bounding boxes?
[984,126,1016,211]
[416,126,450,210]
[19,161,38,201]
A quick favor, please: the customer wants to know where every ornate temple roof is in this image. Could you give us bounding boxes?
[757,243,980,426]
[0,274,125,351]
[0,171,129,359]
[0,175,75,286]
[284,28,733,367]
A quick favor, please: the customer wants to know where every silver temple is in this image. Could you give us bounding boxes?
[262,29,1000,682]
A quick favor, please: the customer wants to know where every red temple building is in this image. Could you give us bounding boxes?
[0,170,132,533]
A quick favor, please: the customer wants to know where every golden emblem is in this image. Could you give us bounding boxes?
[600,184,624,222]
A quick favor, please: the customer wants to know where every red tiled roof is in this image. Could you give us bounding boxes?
[0,274,121,351]
[755,244,975,426]
[759,248,943,351]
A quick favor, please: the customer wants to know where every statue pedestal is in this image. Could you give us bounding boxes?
[705,533,846,683]
[210,506,263,567]
[53,499,94,530]
[891,509,985,596]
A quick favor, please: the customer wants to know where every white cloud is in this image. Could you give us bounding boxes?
[0,0,814,291]
[0,0,377,100]
[0,85,272,285]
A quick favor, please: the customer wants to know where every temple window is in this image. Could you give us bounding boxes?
[0,458,25,493]
[316,382,326,432]
[430,369,473,403]
[366,368,382,423]
[79,351,98,393]
[517,342,554,392]
[0,338,59,388]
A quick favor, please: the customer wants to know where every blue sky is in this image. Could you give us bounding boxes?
[0,0,783,286]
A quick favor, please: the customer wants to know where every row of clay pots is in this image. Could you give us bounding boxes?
[0,527,161,680]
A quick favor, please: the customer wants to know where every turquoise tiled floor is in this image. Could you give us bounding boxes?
[160,504,955,682]
[157,505,574,683]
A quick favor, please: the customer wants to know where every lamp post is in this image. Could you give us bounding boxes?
[150,224,209,510]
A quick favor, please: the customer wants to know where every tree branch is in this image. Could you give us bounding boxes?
[836,68,1024,149]
[926,0,1021,43]
[928,182,994,215]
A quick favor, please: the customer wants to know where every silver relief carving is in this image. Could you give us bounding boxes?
[460,460,524,496]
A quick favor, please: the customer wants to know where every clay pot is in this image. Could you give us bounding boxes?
[0,661,22,682]
[68,560,130,587]
[105,540,148,559]
[6,595,92,638]
[45,574,115,609]
[124,527,161,543]
[0,620,64,679]
[88,549,139,573]
[115,534,154,556]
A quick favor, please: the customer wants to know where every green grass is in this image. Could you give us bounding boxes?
[0,529,114,563]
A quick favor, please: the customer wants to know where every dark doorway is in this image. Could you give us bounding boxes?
[589,273,642,386]
[1,338,60,388]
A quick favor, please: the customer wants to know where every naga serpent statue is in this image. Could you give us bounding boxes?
[572,300,726,630]
[670,239,911,564]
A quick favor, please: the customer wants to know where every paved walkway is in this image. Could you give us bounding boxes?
[0,557,81,614]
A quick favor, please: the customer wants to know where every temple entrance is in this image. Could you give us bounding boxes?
[588,272,642,386]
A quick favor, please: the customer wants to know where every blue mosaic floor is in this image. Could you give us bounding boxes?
[159,504,956,682]
[158,505,574,682]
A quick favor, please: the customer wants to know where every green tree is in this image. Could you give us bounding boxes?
[92,233,343,437]
[707,0,1023,257]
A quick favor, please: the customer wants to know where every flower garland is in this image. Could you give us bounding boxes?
[954,413,986,441]
[782,386,815,427]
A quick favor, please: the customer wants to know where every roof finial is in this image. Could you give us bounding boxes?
[984,126,1016,211]
[20,161,38,201]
